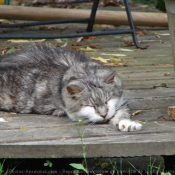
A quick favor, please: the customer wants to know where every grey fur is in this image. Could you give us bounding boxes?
[0,43,127,123]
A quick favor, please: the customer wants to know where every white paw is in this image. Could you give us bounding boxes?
[118,119,142,132]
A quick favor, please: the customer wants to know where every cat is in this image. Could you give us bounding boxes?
[0,43,142,132]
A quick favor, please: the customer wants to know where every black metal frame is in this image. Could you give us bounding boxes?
[0,0,146,49]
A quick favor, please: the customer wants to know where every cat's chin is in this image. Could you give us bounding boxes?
[66,106,104,123]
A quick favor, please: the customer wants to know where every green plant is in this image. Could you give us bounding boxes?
[0,159,21,175]
[44,160,53,175]
[69,119,90,175]
[128,157,164,175]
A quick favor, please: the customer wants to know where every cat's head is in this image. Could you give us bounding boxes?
[62,70,123,123]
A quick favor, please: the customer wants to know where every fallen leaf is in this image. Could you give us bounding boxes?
[60,38,68,41]
[156,35,161,39]
[108,56,121,63]
[76,37,84,42]
[104,62,128,67]
[0,118,8,122]
[39,26,59,30]
[124,39,134,46]
[80,47,96,52]
[133,120,145,124]
[6,39,46,43]
[154,32,170,36]
[153,83,168,89]
[91,56,107,63]
[18,127,29,130]
[119,48,134,52]
[76,36,97,42]
[157,116,167,121]
[132,110,143,117]
[100,24,116,29]
[61,42,68,47]
[101,53,126,57]
[103,0,122,7]
[93,24,100,28]
[136,29,149,36]
[0,47,11,55]
[83,36,97,40]
[6,48,16,54]
[54,39,63,43]
[164,72,170,76]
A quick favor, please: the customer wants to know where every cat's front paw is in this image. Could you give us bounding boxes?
[118,119,142,132]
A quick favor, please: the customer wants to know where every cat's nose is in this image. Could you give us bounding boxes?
[101,114,107,119]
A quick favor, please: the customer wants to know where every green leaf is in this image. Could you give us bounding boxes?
[61,38,68,41]
[161,173,171,175]
[73,169,79,175]
[44,163,48,167]
[49,162,53,168]
[83,152,86,159]
[69,163,87,173]
[6,48,15,54]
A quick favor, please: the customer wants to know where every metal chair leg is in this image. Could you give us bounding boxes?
[124,0,147,49]
[86,0,100,32]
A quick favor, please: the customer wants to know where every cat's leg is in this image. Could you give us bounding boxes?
[52,108,66,117]
[110,108,142,132]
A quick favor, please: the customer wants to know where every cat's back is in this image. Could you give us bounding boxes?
[0,43,92,69]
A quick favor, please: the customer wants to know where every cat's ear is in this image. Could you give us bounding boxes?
[105,71,116,84]
[66,85,82,95]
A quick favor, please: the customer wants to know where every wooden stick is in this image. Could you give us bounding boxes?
[0,5,168,27]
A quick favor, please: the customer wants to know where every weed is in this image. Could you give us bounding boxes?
[0,159,21,175]
[69,119,90,175]
[44,160,53,175]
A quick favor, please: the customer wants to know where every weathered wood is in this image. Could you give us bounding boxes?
[0,115,175,158]
[0,4,174,159]
[0,5,168,27]
[166,0,175,69]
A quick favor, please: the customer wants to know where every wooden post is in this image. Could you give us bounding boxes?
[0,5,168,27]
[165,0,175,70]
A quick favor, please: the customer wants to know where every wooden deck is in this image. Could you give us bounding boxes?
[0,3,175,158]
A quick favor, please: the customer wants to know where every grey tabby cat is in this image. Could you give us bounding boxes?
[0,43,142,132]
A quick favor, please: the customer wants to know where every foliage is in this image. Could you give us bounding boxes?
[0,159,21,175]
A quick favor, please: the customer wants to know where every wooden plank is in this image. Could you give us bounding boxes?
[0,118,175,158]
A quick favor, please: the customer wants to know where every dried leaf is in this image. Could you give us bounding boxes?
[91,56,107,63]
[54,39,63,43]
[157,116,167,121]
[156,35,161,39]
[132,110,143,117]
[133,120,145,124]
[164,72,170,76]
[0,47,11,55]
[76,37,84,42]
[108,56,121,63]
[155,32,170,36]
[18,127,29,130]
[61,42,68,47]
[119,48,134,52]
[6,39,46,43]
[101,53,126,57]
[124,39,134,46]
[103,0,122,7]
[153,83,168,89]
[80,47,96,52]
[136,29,149,36]
[76,36,96,42]
[39,26,59,30]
